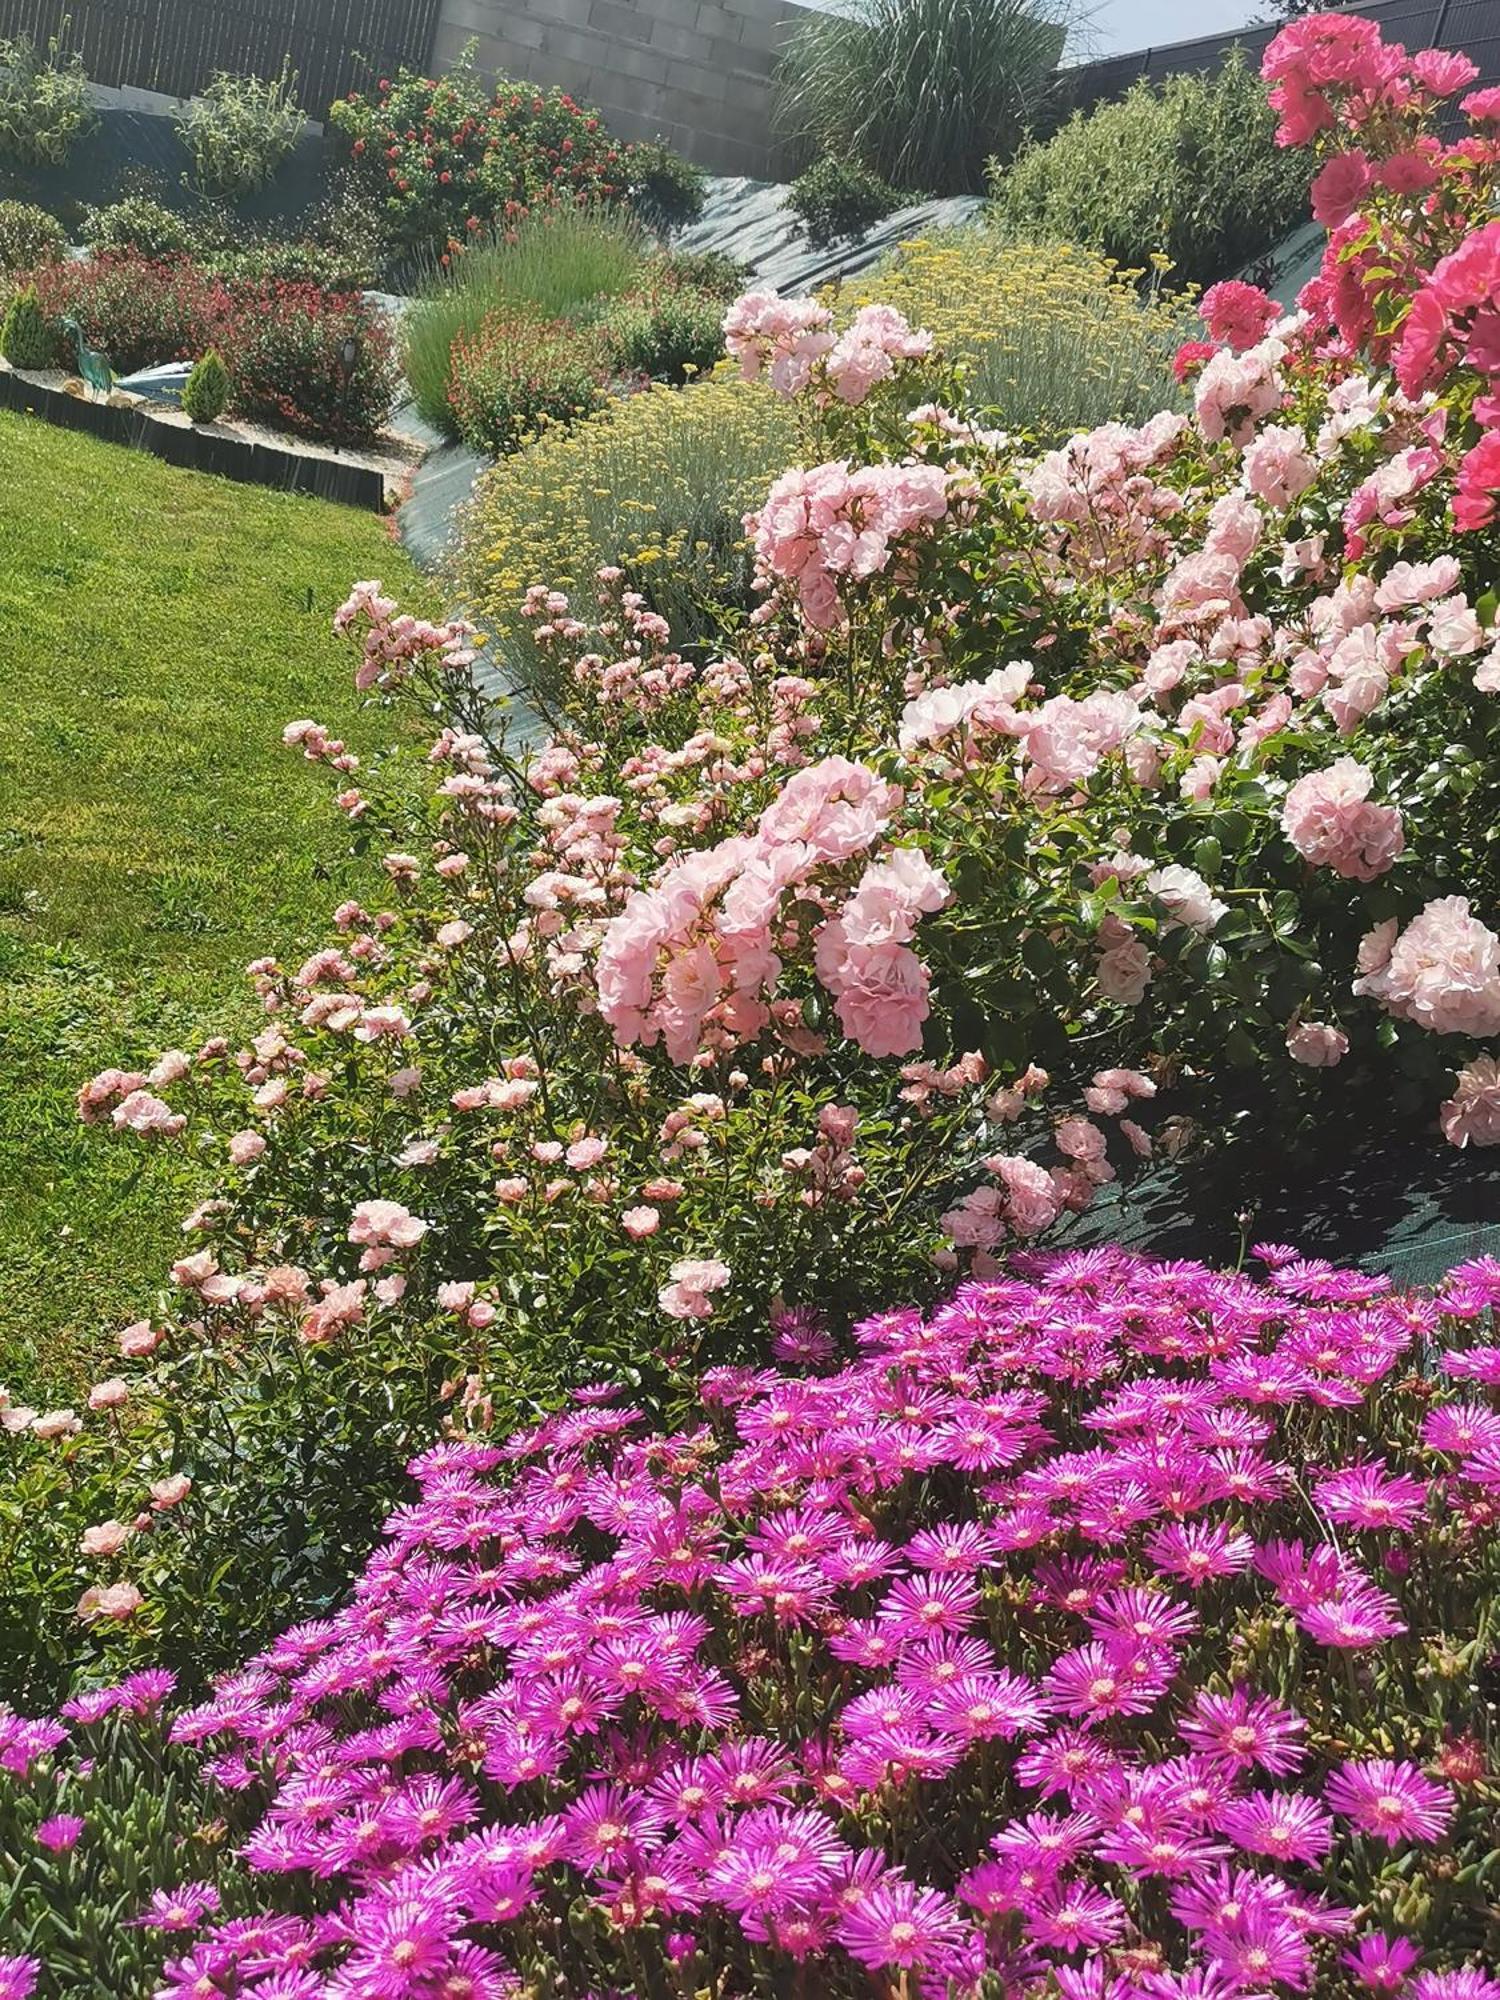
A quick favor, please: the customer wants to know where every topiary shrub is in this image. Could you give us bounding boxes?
[0,199,65,275]
[787,155,902,247]
[176,63,303,198]
[180,346,229,423]
[82,196,196,260]
[0,283,55,368]
[989,47,1313,287]
[445,304,612,456]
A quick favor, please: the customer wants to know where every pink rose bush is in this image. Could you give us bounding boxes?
[3,1249,1499,1996]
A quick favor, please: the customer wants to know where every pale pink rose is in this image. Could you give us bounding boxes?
[621,1205,660,1240]
[390,1066,422,1098]
[32,1408,81,1440]
[1097,936,1153,1005]
[1286,1021,1350,1067]
[228,1130,266,1166]
[987,1154,1060,1236]
[1195,344,1282,446]
[118,1321,160,1359]
[1441,1056,1500,1147]
[1054,1116,1107,1162]
[816,932,932,1059]
[495,1177,529,1204]
[148,1050,191,1086]
[1242,423,1317,508]
[353,1005,412,1042]
[565,1136,608,1171]
[76,1581,143,1622]
[1354,897,1500,1037]
[348,1199,428,1250]
[87,1378,129,1411]
[112,1090,185,1137]
[1473,643,1500,694]
[1145,865,1227,933]
[1119,1118,1153,1157]
[149,1474,192,1510]
[80,1519,132,1557]
[1281,757,1405,882]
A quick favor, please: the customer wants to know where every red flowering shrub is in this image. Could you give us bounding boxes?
[23,251,229,374]
[3,1248,1500,1997]
[211,279,397,445]
[445,304,611,454]
[13,253,396,443]
[327,52,631,261]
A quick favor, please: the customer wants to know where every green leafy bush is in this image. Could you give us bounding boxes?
[990,47,1312,286]
[180,346,229,423]
[445,305,611,456]
[0,199,64,274]
[787,154,901,246]
[0,22,95,168]
[594,272,727,382]
[776,0,1067,194]
[176,63,302,198]
[82,196,195,260]
[0,283,52,367]
[402,205,644,437]
[625,137,708,235]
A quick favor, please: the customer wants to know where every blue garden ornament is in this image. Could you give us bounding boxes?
[60,314,113,400]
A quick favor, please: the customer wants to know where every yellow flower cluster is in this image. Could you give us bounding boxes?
[837,232,1195,440]
[456,371,797,704]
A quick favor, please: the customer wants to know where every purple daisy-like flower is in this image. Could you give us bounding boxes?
[1341,1932,1424,1993]
[836,1879,970,1970]
[34,1814,85,1852]
[1178,1687,1306,1775]
[1216,1788,1335,1863]
[1325,1759,1455,1845]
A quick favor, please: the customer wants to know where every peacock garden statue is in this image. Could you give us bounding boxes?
[60,314,114,400]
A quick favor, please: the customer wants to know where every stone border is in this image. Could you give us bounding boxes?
[0,369,388,511]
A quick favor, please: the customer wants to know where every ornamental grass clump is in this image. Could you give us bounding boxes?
[3,1247,1498,1996]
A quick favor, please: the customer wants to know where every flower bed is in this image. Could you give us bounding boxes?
[3,1248,1499,1996]
[4,20,1500,1998]
[9,251,396,445]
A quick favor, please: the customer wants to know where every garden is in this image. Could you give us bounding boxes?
[2,5,1500,1999]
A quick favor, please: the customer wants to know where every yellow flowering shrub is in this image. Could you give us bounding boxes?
[836,233,1194,439]
[456,372,798,707]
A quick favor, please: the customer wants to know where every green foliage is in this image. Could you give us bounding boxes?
[402,205,645,437]
[0,283,52,368]
[445,305,611,456]
[989,48,1313,286]
[594,273,727,382]
[0,409,427,1400]
[175,62,302,198]
[787,155,901,247]
[0,21,95,169]
[775,0,1069,194]
[625,138,708,236]
[180,346,229,423]
[0,198,64,274]
[81,196,195,259]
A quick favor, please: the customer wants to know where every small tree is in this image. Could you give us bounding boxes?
[1,285,54,368]
[181,346,230,423]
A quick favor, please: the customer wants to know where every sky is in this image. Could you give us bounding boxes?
[1084,0,1264,56]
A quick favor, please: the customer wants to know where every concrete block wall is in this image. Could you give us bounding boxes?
[429,0,816,180]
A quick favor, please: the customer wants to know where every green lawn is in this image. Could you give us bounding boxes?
[0,412,427,1391]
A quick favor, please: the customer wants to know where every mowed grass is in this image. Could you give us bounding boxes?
[0,412,428,1391]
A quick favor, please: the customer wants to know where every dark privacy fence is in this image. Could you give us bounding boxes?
[0,0,443,112]
[1067,0,1499,117]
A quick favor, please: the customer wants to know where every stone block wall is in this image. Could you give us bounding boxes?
[429,0,816,179]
